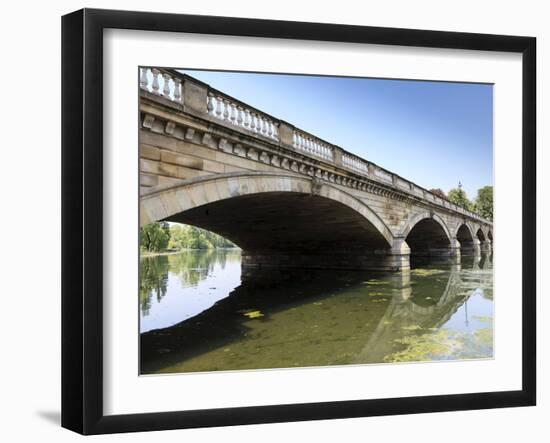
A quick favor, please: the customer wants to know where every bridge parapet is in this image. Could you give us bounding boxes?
[139,67,491,226]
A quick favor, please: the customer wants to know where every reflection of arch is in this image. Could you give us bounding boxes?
[353,267,468,363]
[487,230,493,242]
[140,172,395,250]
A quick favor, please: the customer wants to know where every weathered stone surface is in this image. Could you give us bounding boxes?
[138,74,493,272]
[183,79,208,114]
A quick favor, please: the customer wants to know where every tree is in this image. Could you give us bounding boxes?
[140,222,170,252]
[447,187,473,211]
[168,223,237,250]
[168,224,190,250]
[429,188,447,200]
[474,186,493,221]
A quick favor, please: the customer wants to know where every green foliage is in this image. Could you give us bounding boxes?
[474,186,493,221]
[140,222,237,253]
[447,187,473,211]
[140,222,170,252]
[168,224,236,250]
[140,255,169,315]
[429,188,447,199]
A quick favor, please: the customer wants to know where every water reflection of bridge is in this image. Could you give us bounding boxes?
[353,256,492,363]
[140,253,492,374]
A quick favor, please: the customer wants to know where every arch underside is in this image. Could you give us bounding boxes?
[476,228,486,242]
[404,216,452,258]
[142,173,407,271]
[168,191,391,269]
[456,224,476,254]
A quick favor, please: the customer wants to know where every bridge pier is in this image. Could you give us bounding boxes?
[242,239,411,273]
[409,238,461,259]
[460,238,482,256]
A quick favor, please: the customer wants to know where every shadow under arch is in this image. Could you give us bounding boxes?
[400,211,453,259]
[141,172,401,271]
[476,227,487,243]
[456,222,476,254]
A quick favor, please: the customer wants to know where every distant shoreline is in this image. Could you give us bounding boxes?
[141,247,241,258]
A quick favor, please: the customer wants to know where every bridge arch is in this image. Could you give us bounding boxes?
[455,222,476,253]
[141,172,403,271]
[400,211,452,242]
[400,211,452,257]
[476,227,487,243]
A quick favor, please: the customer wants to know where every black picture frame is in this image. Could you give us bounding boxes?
[61,8,536,435]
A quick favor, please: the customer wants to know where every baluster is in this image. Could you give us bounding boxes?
[140,68,149,90]
[223,99,230,121]
[250,113,256,132]
[230,103,237,124]
[162,73,171,97]
[207,92,215,115]
[173,78,182,103]
[262,118,267,135]
[244,110,251,129]
[215,96,223,118]
[267,121,273,138]
[293,132,298,147]
[151,68,161,95]
[237,107,244,126]
[258,117,264,135]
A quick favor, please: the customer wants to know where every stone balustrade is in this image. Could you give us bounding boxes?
[342,153,369,175]
[139,67,488,224]
[292,129,334,161]
[206,92,279,141]
[139,67,183,105]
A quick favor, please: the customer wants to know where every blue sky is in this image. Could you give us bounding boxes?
[181,69,493,199]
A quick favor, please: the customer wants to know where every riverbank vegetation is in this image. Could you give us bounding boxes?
[140,222,237,253]
[430,185,493,221]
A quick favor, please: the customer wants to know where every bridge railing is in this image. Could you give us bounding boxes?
[139,67,488,224]
[140,67,183,105]
[206,91,280,142]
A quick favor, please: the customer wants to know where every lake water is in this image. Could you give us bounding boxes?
[140,250,493,374]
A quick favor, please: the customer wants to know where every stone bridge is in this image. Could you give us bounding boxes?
[139,68,493,272]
